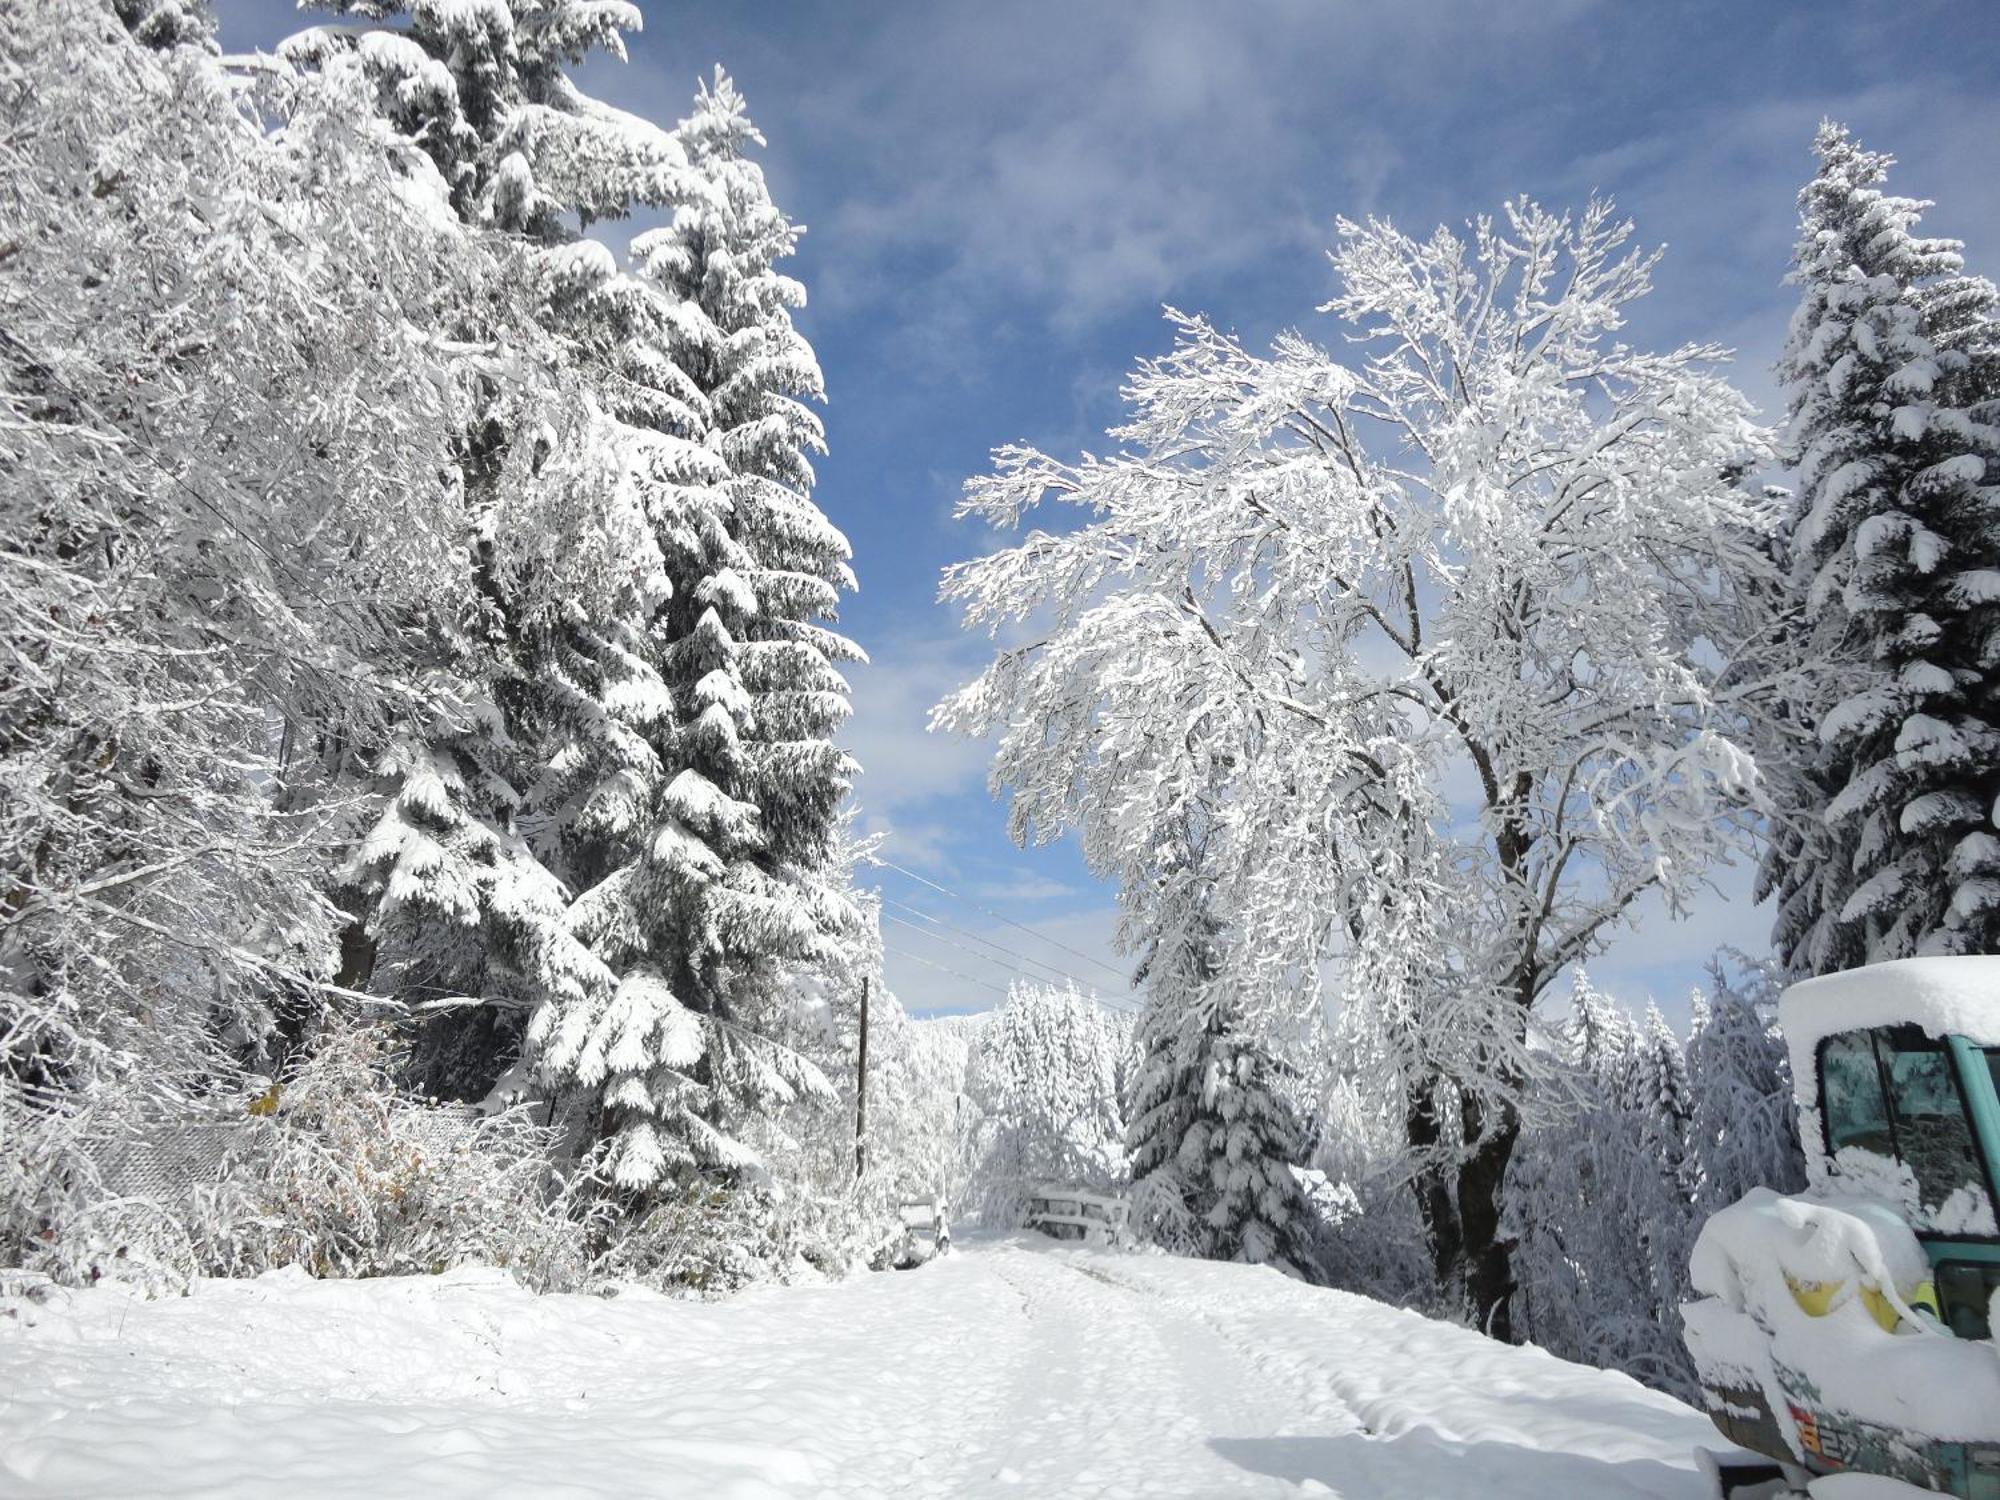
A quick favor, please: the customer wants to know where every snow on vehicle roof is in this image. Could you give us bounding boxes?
[1782,956,2000,1103]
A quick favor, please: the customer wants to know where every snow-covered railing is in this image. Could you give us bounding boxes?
[1024,1184,1127,1243]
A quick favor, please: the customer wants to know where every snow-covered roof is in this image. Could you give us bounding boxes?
[1782,957,2000,1102]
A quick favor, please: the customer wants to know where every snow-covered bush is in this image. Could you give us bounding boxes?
[0,1075,175,1286]
[4,1026,603,1294]
[191,1027,603,1289]
[584,1181,792,1297]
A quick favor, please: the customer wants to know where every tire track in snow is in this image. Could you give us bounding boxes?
[1053,1254,1383,1440]
[966,1241,1361,1497]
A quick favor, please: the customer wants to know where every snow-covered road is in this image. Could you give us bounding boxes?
[0,1237,1720,1498]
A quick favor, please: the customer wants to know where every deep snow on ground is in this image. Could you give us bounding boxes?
[1,1236,1727,1499]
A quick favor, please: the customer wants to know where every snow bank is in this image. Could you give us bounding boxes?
[1684,1187,2000,1448]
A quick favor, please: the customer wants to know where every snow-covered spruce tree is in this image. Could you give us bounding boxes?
[277,1,697,1102]
[964,981,1131,1226]
[939,200,1774,1336]
[113,0,211,50]
[282,0,685,238]
[527,73,861,1189]
[1126,994,1322,1278]
[629,71,861,871]
[712,829,904,1273]
[1,1,502,1105]
[1759,123,2000,972]
[1120,819,1323,1277]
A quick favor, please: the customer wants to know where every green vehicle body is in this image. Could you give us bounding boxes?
[1696,998,2000,1499]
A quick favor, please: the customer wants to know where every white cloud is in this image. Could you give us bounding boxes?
[795,0,1612,333]
[838,630,996,825]
[969,873,1088,905]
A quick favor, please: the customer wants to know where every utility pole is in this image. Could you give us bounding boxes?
[854,975,870,1182]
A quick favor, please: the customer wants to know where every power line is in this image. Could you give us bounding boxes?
[880,940,1010,999]
[880,910,1130,1008]
[877,908,1141,1015]
[865,854,1131,985]
[879,894,1101,993]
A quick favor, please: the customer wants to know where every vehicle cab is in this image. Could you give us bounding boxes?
[1785,957,2000,1340]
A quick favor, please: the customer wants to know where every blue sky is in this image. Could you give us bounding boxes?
[226,1,2000,1020]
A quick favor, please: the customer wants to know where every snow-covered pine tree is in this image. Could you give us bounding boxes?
[278,1,693,1099]
[1629,1005,1696,1195]
[527,73,860,1189]
[1626,1004,1699,1365]
[1763,123,2000,971]
[1123,828,1320,1279]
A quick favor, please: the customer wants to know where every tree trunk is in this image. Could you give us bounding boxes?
[1456,1095,1521,1341]
[1407,1077,1522,1341]
[1406,1081,1462,1288]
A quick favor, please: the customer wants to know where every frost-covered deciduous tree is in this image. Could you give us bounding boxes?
[2,0,493,1095]
[1510,978,1689,1389]
[1684,952,1805,1218]
[1509,958,1803,1395]
[939,200,1774,1335]
[1759,123,2000,973]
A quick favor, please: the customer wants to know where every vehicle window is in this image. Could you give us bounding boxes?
[1880,1032,1992,1232]
[1821,1031,1892,1156]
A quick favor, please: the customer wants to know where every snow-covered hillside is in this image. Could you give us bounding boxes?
[1,1238,1721,1499]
